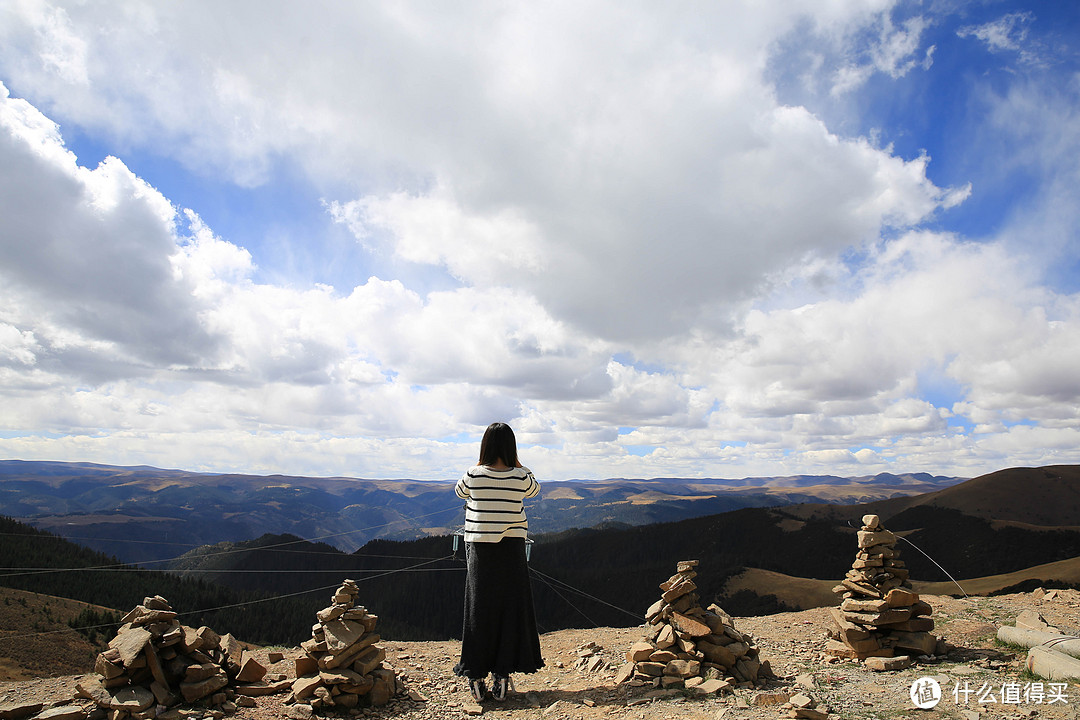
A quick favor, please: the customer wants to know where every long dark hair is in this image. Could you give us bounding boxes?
[478,422,519,467]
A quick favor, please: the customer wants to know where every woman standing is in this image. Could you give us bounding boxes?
[453,422,544,702]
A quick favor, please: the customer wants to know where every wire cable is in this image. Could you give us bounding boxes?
[0,555,457,644]
[529,566,642,622]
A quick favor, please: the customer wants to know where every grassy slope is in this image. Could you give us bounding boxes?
[0,587,117,680]
[722,554,1080,610]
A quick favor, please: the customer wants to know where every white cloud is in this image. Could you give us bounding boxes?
[957,12,1034,56]
[831,14,935,96]
[0,82,219,374]
[0,3,1078,480]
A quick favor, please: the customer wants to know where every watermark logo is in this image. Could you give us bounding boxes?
[910,677,942,709]
[910,678,1070,709]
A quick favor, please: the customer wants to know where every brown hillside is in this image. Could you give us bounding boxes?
[0,587,117,680]
[724,556,1080,611]
[789,464,1080,528]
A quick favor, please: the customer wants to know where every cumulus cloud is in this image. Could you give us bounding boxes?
[0,3,1078,479]
[0,83,220,377]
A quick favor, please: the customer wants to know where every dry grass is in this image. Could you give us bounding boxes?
[0,587,115,680]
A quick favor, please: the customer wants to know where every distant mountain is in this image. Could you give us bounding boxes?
[159,465,1080,641]
[3,465,1077,645]
[787,464,1080,528]
[0,460,963,565]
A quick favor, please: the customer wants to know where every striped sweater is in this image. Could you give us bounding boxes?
[455,465,540,543]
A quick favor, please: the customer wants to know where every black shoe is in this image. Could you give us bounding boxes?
[469,677,487,702]
[492,674,509,701]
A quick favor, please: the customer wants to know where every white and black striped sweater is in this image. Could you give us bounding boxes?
[455,465,540,543]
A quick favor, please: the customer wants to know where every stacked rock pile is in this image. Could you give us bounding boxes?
[827,514,938,668]
[617,560,770,694]
[76,596,271,720]
[288,579,397,711]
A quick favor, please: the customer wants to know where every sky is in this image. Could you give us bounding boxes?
[1,1,1079,481]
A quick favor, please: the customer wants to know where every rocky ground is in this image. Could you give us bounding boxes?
[3,590,1080,720]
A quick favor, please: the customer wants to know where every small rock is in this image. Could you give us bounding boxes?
[286,704,314,720]
[864,655,912,671]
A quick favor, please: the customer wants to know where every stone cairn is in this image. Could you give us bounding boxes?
[826,514,937,669]
[617,560,770,694]
[288,579,396,712]
[76,596,278,720]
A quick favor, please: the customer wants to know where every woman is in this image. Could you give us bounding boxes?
[453,422,544,702]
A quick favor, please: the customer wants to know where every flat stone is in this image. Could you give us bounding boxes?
[692,678,732,695]
[75,677,111,707]
[841,579,882,598]
[286,704,313,720]
[664,659,700,678]
[793,709,830,720]
[94,653,124,680]
[108,627,152,667]
[865,655,912,671]
[185,662,220,682]
[752,692,789,706]
[108,687,155,712]
[121,605,178,626]
[842,608,912,626]
[196,626,220,649]
[884,588,919,608]
[322,619,365,651]
[291,675,324,700]
[351,645,386,675]
[368,678,393,706]
[670,612,711,637]
[1017,608,1056,631]
[627,641,654,662]
[840,598,888,613]
[34,705,89,720]
[235,654,267,683]
[661,576,697,604]
[234,679,292,696]
[886,617,935,632]
[890,631,937,656]
[316,605,346,623]
[0,703,43,720]
[698,639,737,667]
[179,672,228,702]
[857,529,896,548]
[655,624,676,649]
[635,661,665,677]
[319,667,364,685]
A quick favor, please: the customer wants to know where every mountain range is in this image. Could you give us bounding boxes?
[0,459,962,565]
[0,463,1078,646]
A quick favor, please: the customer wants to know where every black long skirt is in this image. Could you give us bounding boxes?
[453,537,544,679]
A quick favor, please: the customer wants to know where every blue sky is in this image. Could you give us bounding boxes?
[0,1,1078,480]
